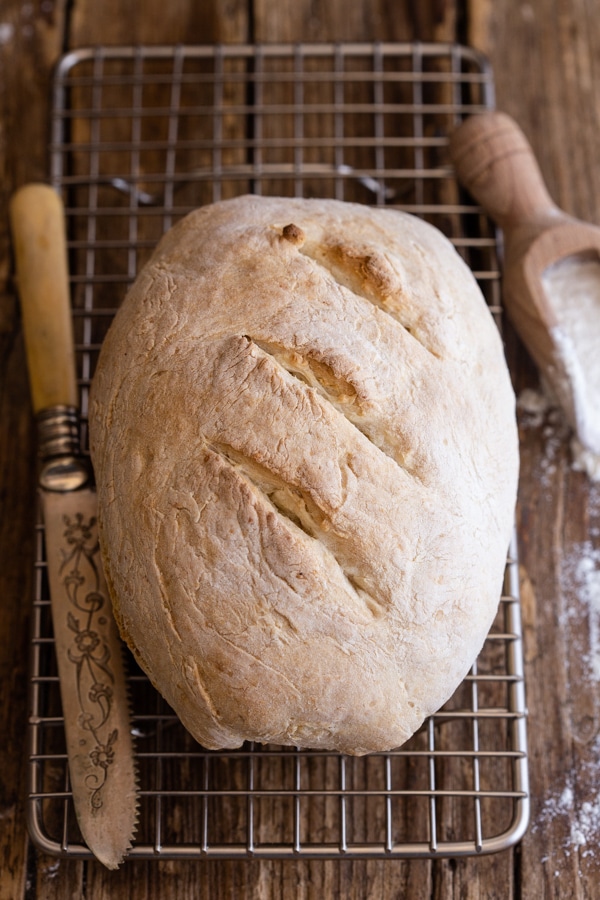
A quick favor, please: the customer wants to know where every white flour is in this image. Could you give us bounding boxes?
[515,397,600,871]
[542,251,600,473]
[537,774,600,860]
[561,540,600,682]
[509,256,600,860]
[517,384,600,482]
[533,535,600,862]
[517,387,551,427]
[517,387,570,486]
[571,437,600,482]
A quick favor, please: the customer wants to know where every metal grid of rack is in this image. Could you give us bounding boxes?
[28,42,529,860]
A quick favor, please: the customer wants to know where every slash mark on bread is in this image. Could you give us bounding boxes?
[298,241,441,359]
[246,337,410,475]
[205,439,387,618]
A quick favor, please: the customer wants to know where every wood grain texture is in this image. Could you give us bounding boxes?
[0,3,68,900]
[468,0,600,895]
[0,0,68,336]
[252,0,458,43]
[2,0,600,897]
[70,0,250,45]
[468,0,600,226]
[0,329,35,900]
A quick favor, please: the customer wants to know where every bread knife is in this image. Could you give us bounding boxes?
[10,183,139,869]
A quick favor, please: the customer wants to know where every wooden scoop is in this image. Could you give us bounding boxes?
[449,111,600,457]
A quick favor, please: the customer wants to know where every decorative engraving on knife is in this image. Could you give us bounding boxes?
[59,511,118,812]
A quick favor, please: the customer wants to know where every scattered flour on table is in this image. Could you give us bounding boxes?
[560,540,600,680]
[571,437,600,482]
[517,387,569,486]
[534,536,600,861]
[517,387,552,426]
[0,23,14,45]
[517,386,600,483]
[535,759,600,861]
[508,261,600,858]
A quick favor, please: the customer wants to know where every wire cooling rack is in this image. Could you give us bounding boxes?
[28,42,529,860]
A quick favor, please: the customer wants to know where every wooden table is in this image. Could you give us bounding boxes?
[2,1,600,897]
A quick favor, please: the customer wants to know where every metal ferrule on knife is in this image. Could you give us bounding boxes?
[35,404,90,492]
[36,403,80,459]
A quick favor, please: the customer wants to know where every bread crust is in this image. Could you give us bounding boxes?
[89,195,518,754]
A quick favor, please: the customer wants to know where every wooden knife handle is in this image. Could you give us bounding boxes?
[9,183,78,414]
[449,111,559,230]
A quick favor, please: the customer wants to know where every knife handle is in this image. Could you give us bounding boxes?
[10,183,78,414]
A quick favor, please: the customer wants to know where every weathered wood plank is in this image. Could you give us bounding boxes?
[468,0,600,225]
[69,0,250,46]
[6,0,600,896]
[0,3,70,899]
[469,0,600,895]
[0,329,36,900]
[252,0,458,43]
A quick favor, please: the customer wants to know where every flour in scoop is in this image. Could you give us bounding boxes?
[542,251,600,479]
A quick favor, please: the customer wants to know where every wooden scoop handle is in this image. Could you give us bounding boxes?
[449,111,560,230]
[9,183,77,414]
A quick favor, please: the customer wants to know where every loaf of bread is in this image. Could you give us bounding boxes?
[89,195,518,755]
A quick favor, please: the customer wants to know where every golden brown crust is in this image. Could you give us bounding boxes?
[89,195,518,755]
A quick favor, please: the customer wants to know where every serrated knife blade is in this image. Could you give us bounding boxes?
[10,183,139,869]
